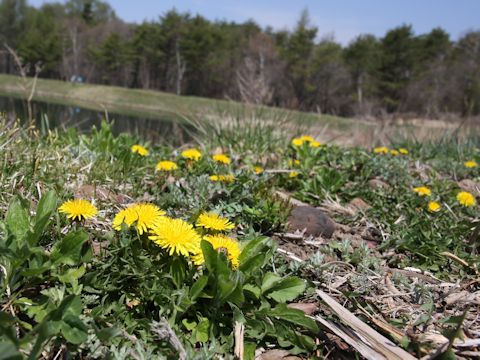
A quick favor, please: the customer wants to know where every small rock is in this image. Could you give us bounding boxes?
[348,197,371,213]
[288,206,336,238]
[458,179,480,197]
[368,178,390,190]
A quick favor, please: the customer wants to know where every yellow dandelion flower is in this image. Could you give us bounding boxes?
[373,146,389,154]
[254,166,264,174]
[149,217,200,256]
[210,174,234,183]
[113,207,138,230]
[221,174,235,183]
[464,160,478,168]
[113,203,165,234]
[291,138,304,146]
[289,171,299,178]
[59,199,98,221]
[428,201,441,212]
[181,148,202,161]
[196,212,235,231]
[310,140,322,148]
[156,160,178,171]
[399,148,409,155]
[300,135,315,142]
[390,149,399,156]
[192,235,241,269]
[131,144,149,156]
[292,135,316,147]
[457,191,476,207]
[288,159,300,167]
[413,186,431,197]
[212,154,231,165]
[135,203,166,234]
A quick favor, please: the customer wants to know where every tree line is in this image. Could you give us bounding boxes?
[1,0,480,118]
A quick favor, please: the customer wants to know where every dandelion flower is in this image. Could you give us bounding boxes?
[156,160,178,171]
[300,135,315,142]
[428,201,441,212]
[222,174,235,183]
[373,146,389,154]
[209,174,234,183]
[399,148,409,155]
[150,217,200,256]
[464,160,478,168]
[288,159,300,167]
[292,135,316,147]
[113,207,138,230]
[135,203,166,234]
[289,171,299,178]
[131,144,149,156]
[254,166,264,174]
[113,203,165,234]
[390,149,399,156]
[310,140,322,148]
[457,191,476,207]
[59,199,98,221]
[413,186,431,197]
[292,138,304,147]
[212,154,231,165]
[192,235,241,269]
[181,148,202,161]
[196,212,235,231]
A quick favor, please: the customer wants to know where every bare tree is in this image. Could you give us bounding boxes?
[235,33,284,105]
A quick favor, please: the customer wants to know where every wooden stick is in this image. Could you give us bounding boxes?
[316,289,416,360]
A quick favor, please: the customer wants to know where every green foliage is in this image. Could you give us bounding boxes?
[0,118,478,358]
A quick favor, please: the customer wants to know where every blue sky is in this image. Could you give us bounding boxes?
[30,0,480,45]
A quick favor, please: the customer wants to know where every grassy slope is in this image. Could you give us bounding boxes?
[0,74,353,127]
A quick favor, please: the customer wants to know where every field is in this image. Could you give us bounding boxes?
[0,113,479,359]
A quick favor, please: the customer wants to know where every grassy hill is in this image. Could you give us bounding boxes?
[0,74,349,126]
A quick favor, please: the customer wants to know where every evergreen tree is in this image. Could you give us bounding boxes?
[378,25,418,112]
[281,9,317,108]
[0,0,28,48]
[344,34,381,110]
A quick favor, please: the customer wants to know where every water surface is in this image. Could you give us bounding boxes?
[0,95,194,144]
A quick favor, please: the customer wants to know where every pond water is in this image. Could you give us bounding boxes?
[0,95,195,144]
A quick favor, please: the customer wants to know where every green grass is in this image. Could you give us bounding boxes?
[0,116,478,359]
[0,74,351,127]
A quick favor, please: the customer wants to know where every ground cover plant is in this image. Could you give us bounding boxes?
[0,117,479,359]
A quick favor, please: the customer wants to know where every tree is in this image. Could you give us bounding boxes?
[0,0,27,47]
[280,9,317,108]
[344,34,381,112]
[309,38,351,114]
[453,31,480,116]
[64,0,115,25]
[235,32,284,105]
[18,5,63,76]
[378,25,418,112]
[91,31,133,86]
[405,28,452,115]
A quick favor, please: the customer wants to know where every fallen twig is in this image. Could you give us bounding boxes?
[315,289,416,360]
[151,318,186,360]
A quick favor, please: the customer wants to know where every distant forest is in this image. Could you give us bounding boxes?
[1,0,480,118]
